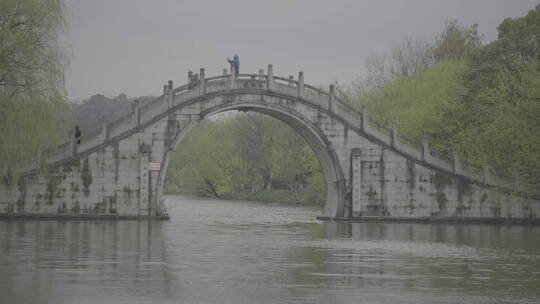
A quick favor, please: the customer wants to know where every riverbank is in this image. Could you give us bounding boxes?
[0,213,170,221]
[318,215,540,225]
[164,189,323,206]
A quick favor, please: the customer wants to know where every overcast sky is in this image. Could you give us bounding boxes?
[62,0,538,101]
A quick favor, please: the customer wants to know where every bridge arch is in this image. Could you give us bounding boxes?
[156,98,347,217]
[1,65,538,221]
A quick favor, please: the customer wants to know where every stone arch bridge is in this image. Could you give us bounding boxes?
[1,65,539,221]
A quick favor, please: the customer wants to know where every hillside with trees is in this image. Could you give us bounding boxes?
[343,5,540,186]
[75,93,154,133]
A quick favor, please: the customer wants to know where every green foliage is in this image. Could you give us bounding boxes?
[454,5,540,182]
[0,0,66,98]
[167,121,250,198]
[340,19,482,103]
[360,61,467,154]
[165,113,324,205]
[497,5,540,62]
[301,168,325,206]
[352,5,540,185]
[0,0,71,180]
[432,20,482,62]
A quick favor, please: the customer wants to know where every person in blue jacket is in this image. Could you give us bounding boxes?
[227,54,240,76]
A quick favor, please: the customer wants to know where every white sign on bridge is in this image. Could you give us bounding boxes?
[148,162,161,171]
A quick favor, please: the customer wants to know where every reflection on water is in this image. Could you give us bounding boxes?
[0,220,170,304]
[0,196,539,304]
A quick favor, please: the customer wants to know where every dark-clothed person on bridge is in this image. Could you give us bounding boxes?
[74,125,81,144]
[188,70,199,85]
[227,54,240,76]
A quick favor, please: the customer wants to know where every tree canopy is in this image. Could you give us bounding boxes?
[350,5,540,185]
[0,0,70,182]
[165,113,325,205]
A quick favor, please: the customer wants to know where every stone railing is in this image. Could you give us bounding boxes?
[16,64,539,198]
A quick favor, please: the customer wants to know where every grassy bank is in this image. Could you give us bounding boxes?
[164,187,322,206]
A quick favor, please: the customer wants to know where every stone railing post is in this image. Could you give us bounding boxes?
[34,150,41,169]
[258,69,264,89]
[421,137,430,162]
[513,170,521,192]
[69,129,76,157]
[167,80,173,108]
[267,64,274,91]
[360,105,368,131]
[391,122,400,149]
[482,163,491,184]
[199,68,206,95]
[452,150,461,174]
[132,100,140,129]
[230,62,236,89]
[288,75,294,86]
[222,68,228,76]
[328,84,335,112]
[163,84,167,96]
[298,71,304,99]
[101,117,108,143]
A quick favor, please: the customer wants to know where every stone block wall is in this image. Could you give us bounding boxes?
[0,72,538,222]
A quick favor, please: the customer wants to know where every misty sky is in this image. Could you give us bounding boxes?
[62,0,538,101]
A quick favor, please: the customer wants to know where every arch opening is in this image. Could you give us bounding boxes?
[156,101,345,218]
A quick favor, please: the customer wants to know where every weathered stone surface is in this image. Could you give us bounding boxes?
[0,71,539,221]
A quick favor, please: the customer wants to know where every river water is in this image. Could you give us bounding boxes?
[0,196,539,304]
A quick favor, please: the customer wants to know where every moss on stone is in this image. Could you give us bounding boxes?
[406,159,415,189]
[81,157,92,196]
[108,193,117,214]
[431,171,452,190]
[45,172,62,205]
[112,142,120,183]
[123,186,132,197]
[16,177,27,212]
[436,192,448,213]
[72,201,80,214]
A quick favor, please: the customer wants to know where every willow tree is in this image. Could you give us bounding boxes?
[0,0,71,182]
